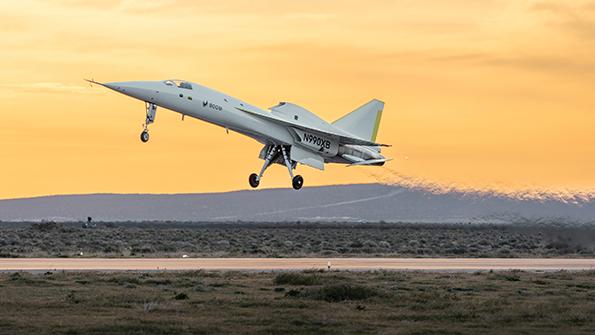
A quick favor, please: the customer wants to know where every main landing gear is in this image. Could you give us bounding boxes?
[249,145,303,190]
[249,173,260,188]
[140,102,157,143]
[292,175,303,190]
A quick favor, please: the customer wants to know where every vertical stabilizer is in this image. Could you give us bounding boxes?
[332,99,384,141]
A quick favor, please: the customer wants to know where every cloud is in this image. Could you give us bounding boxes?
[0,82,99,95]
[427,50,595,77]
[412,2,595,77]
[0,15,29,33]
[530,1,572,14]
[117,0,175,13]
[530,1,595,39]
[482,55,595,75]
[281,12,335,21]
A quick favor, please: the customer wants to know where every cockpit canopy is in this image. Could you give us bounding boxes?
[163,79,192,90]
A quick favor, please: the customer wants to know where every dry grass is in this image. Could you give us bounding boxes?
[0,270,593,334]
[0,222,594,258]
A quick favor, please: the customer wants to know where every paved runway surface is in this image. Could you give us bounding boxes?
[1,258,594,272]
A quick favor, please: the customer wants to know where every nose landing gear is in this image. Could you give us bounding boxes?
[249,145,304,190]
[249,173,260,188]
[140,102,157,143]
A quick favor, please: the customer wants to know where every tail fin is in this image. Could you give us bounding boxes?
[332,99,384,142]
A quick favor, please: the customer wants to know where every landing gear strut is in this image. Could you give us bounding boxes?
[280,145,303,190]
[140,102,157,143]
[249,145,304,190]
[249,146,278,189]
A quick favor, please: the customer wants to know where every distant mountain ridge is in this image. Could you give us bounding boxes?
[0,184,593,223]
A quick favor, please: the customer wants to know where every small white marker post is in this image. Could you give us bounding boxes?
[327,261,332,271]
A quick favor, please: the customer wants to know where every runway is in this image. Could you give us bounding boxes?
[1,258,594,272]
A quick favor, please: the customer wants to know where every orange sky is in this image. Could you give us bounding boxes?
[1,0,594,199]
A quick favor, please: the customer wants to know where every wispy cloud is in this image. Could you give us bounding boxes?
[116,0,175,13]
[482,55,595,75]
[0,82,98,95]
[426,50,595,77]
[531,0,595,39]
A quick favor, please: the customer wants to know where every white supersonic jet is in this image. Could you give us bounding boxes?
[88,79,390,190]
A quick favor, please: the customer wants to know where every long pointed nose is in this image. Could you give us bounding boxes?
[103,81,136,94]
[103,82,120,91]
[103,81,157,102]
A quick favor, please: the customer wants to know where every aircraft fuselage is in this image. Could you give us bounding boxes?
[95,79,388,190]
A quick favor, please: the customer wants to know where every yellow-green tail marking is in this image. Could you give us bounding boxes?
[371,109,383,142]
